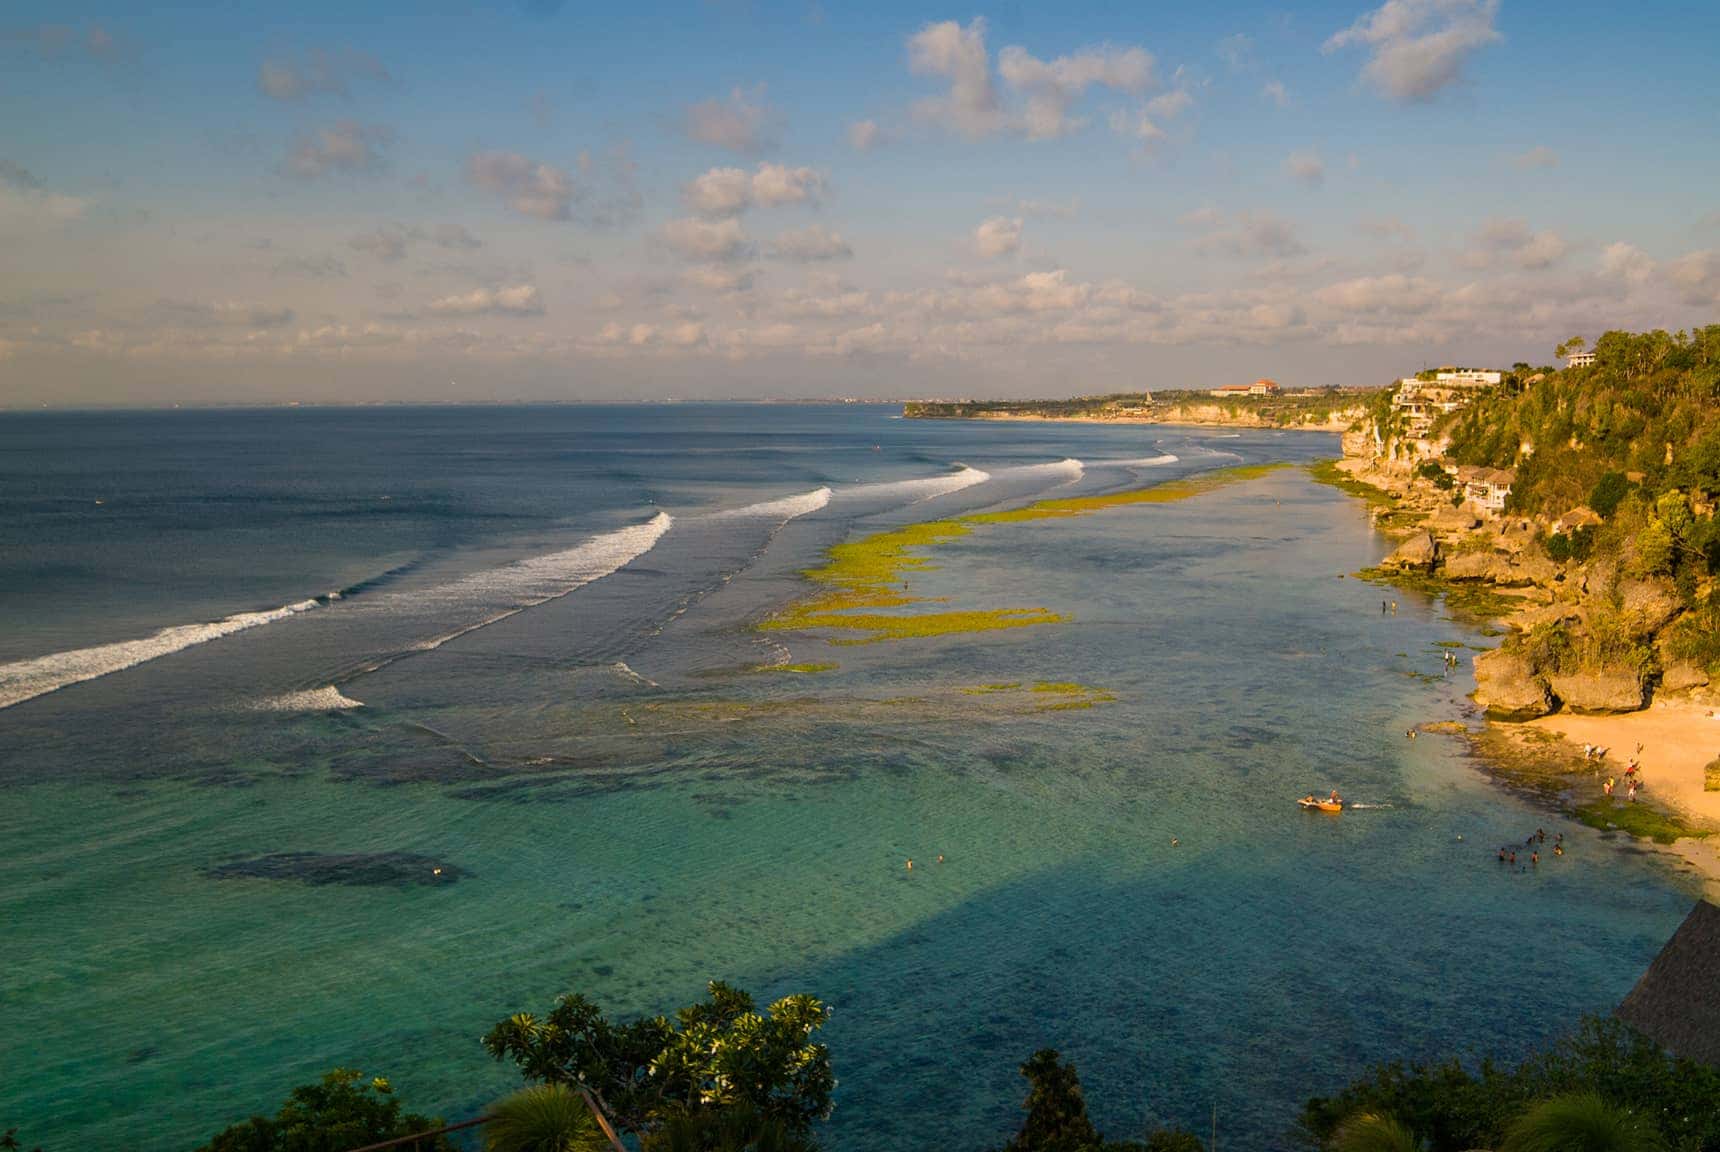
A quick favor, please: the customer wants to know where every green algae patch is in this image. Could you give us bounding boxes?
[966,462,1293,525]
[1355,564,1519,629]
[748,662,838,674]
[816,608,1066,644]
[1575,798,1710,845]
[1031,681,1087,694]
[764,463,1288,642]
[963,682,1023,694]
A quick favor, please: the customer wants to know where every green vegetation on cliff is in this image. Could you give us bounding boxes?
[1437,328,1720,681]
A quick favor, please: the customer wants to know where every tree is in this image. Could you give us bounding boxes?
[641,1103,804,1152]
[196,1068,456,1152]
[1008,1049,1101,1152]
[1589,472,1631,519]
[1557,336,1588,359]
[485,1084,608,1152]
[483,982,833,1141]
[1498,1094,1664,1152]
[1331,1112,1423,1152]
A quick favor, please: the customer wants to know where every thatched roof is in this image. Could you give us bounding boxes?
[1615,900,1720,1066]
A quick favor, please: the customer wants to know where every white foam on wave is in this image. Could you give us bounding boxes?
[254,685,365,712]
[0,599,323,712]
[841,466,992,504]
[0,512,674,711]
[999,457,1085,479]
[709,487,832,521]
[401,512,674,653]
[1101,454,1179,468]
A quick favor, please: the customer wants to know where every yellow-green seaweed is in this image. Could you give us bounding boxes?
[763,463,1290,642]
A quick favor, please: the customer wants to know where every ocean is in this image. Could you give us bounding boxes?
[0,405,1694,1150]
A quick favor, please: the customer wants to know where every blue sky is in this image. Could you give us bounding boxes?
[1,0,1717,405]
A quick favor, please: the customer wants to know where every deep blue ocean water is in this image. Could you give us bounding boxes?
[0,405,1696,1150]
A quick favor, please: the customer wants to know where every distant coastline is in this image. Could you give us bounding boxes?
[902,389,1370,431]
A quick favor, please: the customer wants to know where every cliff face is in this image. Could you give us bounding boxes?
[902,399,1365,430]
[1333,444,1712,719]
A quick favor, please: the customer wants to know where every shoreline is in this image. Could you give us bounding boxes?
[902,409,1358,432]
[1312,460,1720,898]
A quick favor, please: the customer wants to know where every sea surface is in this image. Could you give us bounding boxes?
[0,405,1695,1150]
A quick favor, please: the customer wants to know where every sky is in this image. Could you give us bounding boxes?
[1,0,1717,407]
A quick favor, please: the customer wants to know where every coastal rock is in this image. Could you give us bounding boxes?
[1429,505,1481,532]
[1443,551,1507,582]
[1546,669,1647,714]
[1383,531,1439,572]
[1511,555,1562,587]
[1660,661,1711,693]
[1618,578,1682,636]
[1472,649,1554,719]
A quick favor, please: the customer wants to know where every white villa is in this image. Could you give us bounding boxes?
[1566,350,1597,368]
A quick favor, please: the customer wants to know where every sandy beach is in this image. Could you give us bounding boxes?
[1525,697,1720,895]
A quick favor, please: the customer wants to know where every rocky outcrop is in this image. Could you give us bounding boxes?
[1661,662,1712,692]
[1546,669,1648,714]
[1444,551,1509,582]
[1619,579,1682,636]
[1429,505,1481,532]
[1473,649,1555,719]
[1383,531,1439,572]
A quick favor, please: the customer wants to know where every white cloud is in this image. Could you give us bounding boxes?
[433,223,482,249]
[847,119,884,152]
[1465,217,1567,270]
[348,224,413,262]
[997,43,1154,140]
[257,48,388,101]
[1325,0,1501,103]
[1314,273,1441,314]
[908,18,1000,139]
[467,151,575,221]
[282,121,392,178]
[685,163,826,217]
[684,265,758,293]
[1509,145,1559,170]
[1666,250,1720,305]
[685,85,780,154]
[662,217,756,263]
[1599,241,1655,286]
[1262,80,1290,107]
[1188,210,1306,259]
[1110,87,1193,153]
[1285,150,1325,187]
[427,284,543,316]
[769,225,853,262]
[974,216,1023,258]
[0,159,89,226]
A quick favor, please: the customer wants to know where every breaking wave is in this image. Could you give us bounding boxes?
[0,512,674,711]
[1101,454,1179,468]
[841,466,991,503]
[709,487,832,520]
[0,598,325,711]
[253,686,365,712]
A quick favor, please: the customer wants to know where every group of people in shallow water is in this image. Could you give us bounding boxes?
[1498,827,1564,869]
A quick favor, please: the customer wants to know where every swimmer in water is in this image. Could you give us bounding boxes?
[906,859,913,871]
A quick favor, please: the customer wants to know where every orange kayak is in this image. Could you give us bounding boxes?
[1298,798,1343,812]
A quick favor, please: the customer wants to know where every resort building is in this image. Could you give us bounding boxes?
[1456,465,1516,514]
[1566,350,1597,368]
[1208,379,1281,398]
[1614,899,1720,1067]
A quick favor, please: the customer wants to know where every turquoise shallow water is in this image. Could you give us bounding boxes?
[0,410,1697,1151]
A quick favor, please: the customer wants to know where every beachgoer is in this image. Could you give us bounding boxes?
[1604,777,1614,796]
[1531,851,1539,866]
[906,859,913,870]
[1554,844,1564,857]
[1497,848,1507,862]
[1537,828,1545,843]
[936,854,945,863]
[1391,601,1398,614]
[1509,851,1517,864]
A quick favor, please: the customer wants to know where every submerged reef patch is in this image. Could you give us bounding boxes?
[204,851,467,888]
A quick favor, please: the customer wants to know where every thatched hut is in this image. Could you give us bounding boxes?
[1615,900,1720,1066]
